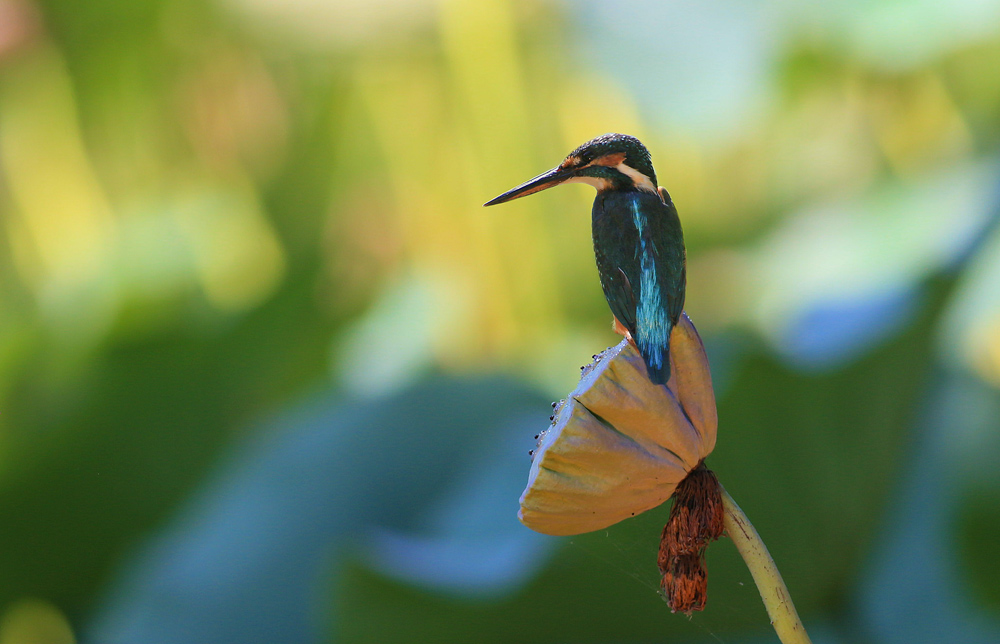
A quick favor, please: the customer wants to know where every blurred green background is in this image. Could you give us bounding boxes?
[1,0,1000,642]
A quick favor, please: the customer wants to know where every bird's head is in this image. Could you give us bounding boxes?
[484,133,658,206]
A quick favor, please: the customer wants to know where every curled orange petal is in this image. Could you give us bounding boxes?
[519,313,717,536]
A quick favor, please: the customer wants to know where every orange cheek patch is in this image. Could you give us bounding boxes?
[594,152,627,167]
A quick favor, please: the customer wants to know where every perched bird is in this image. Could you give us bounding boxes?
[484,133,685,385]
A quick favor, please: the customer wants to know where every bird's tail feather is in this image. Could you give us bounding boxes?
[642,347,671,385]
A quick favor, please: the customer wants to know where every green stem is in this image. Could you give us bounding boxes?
[719,483,812,644]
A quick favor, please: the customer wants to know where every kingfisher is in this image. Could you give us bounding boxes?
[485,133,685,385]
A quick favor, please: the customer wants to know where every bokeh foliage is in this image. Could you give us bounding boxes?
[1,0,999,642]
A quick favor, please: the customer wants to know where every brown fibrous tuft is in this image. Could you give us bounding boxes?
[657,463,724,615]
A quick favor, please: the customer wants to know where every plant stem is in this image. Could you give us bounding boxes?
[719,483,812,644]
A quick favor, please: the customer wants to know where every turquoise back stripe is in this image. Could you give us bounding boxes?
[630,198,670,368]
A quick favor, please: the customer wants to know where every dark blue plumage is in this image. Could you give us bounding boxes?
[485,133,686,385]
[593,187,685,384]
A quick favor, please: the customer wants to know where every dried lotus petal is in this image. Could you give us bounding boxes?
[519,313,717,536]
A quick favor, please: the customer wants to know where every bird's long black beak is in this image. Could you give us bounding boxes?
[483,166,576,206]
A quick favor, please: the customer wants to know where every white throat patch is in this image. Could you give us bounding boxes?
[565,175,612,191]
